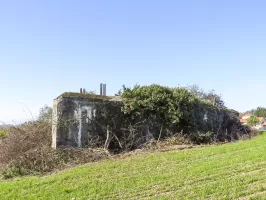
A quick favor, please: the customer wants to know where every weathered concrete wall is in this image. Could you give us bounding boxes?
[52,92,246,149]
[52,93,123,148]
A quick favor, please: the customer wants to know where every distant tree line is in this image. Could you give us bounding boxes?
[243,107,266,118]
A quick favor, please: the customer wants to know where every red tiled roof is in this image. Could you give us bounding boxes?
[242,113,252,117]
[240,119,248,123]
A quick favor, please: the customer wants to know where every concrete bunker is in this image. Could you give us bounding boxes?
[52,92,124,149]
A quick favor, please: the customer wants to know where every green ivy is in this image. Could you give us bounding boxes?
[121,84,241,141]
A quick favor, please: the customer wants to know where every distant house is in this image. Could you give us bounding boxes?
[257,118,265,129]
[240,114,266,130]
[261,121,266,131]
[241,113,252,120]
[240,113,252,125]
[240,118,248,125]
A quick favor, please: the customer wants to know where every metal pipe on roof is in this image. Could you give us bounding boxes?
[103,84,106,96]
[100,83,103,95]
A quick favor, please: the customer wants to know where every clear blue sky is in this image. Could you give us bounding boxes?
[0,0,265,123]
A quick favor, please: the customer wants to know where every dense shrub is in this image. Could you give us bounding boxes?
[121,84,250,143]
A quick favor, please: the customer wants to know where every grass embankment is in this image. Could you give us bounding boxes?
[1,132,266,199]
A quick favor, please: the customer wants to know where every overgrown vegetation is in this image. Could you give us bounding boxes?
[121,84,250,143]
[1,132,266,199]
[0,84,252,178]
[0,111,108,179]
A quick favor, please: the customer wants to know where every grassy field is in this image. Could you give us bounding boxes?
[1,132,266,199]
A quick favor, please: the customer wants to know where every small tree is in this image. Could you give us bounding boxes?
[186,85,225,108]
[204,90,225,108]
[247,116,259,126]
[38,105,53,122]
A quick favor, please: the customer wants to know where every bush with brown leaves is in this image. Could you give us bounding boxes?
[0,121,108,179]
[0,121,51,166]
